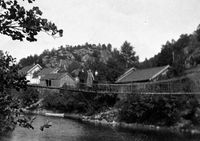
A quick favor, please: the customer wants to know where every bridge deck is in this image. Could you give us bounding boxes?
[28,78,200,95]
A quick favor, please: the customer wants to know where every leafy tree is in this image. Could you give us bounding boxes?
[0,52,28,133]
[0,0,63,133]
[195,24,200,42]
[0,0,63,41]
[120,41,139,69]
[105,57,124,82]
[0,50,3,57]
[104,49,126,82]
[171,34,190,76]
[107,43,112,52]
[138,58,155,69]
[19,54,43,67]
[157,41,174,66]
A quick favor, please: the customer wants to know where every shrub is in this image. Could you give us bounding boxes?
[42,90,88,113]
[17,88,39,108]
[118,94,200,126]
[42,88,118,114]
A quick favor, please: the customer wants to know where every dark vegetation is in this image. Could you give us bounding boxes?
[42,88,118,115]
[17,88,39,108]
[0,0,62,41]
[0,53,28,133]
[0,0,62,134]
[118,94,200,128]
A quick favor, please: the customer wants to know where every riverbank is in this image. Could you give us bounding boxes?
[22,108,200,136]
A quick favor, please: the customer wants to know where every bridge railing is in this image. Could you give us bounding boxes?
[70,76,195,94]
[28,76,199,94]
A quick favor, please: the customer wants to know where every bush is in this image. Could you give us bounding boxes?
[42,89,118,114]
[42,90,88,113]
[87,93,118,113]
[118,94,200,126]
[17,88,39,108]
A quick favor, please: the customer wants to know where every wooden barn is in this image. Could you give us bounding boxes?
[40,73,76,88]
[115,65,170,96]
[116,65,170,84]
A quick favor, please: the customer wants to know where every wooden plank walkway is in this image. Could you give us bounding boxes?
[27,79,200,95]
[27,84,64,90]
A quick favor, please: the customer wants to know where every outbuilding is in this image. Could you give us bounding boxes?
[116,65,170,84]
[40,73,76,87]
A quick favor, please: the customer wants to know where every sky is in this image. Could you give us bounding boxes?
[1,0,200,62]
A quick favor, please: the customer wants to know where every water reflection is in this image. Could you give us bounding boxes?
[0,115,199,141]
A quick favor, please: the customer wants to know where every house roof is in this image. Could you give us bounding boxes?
[116,65,170,83]
[116,67,136,82]
[19,64,42,74]
[37,68,59,76]
[41,73,74,81]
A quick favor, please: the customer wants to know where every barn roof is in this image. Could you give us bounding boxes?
[116,65,170,83]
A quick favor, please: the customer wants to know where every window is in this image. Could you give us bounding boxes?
[46,80,51,86]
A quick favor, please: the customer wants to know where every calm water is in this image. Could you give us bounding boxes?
[0,115,200,141]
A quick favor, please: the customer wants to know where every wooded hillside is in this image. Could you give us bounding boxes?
[19,41,139,83]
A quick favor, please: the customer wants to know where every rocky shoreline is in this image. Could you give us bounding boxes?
[22,108,200,135]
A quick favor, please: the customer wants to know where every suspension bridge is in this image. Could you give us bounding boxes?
[27,76,200,95]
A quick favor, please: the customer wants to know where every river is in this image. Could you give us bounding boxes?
[0,115,199,141]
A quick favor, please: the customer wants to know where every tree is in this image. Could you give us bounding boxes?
[0,0,63,133]
[195,24,200,42]
[171,34,190,76]
[156,41,174,66]
[19,54,43,67]
[120,41,139,69]
[0,0,63,41]
[0,52,28,133]
[106,57,124,82]
[107,43,112,52]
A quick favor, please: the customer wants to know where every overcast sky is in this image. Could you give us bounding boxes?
[1,0,200,62]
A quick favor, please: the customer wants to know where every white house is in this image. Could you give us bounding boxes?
[19,64,42,84]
